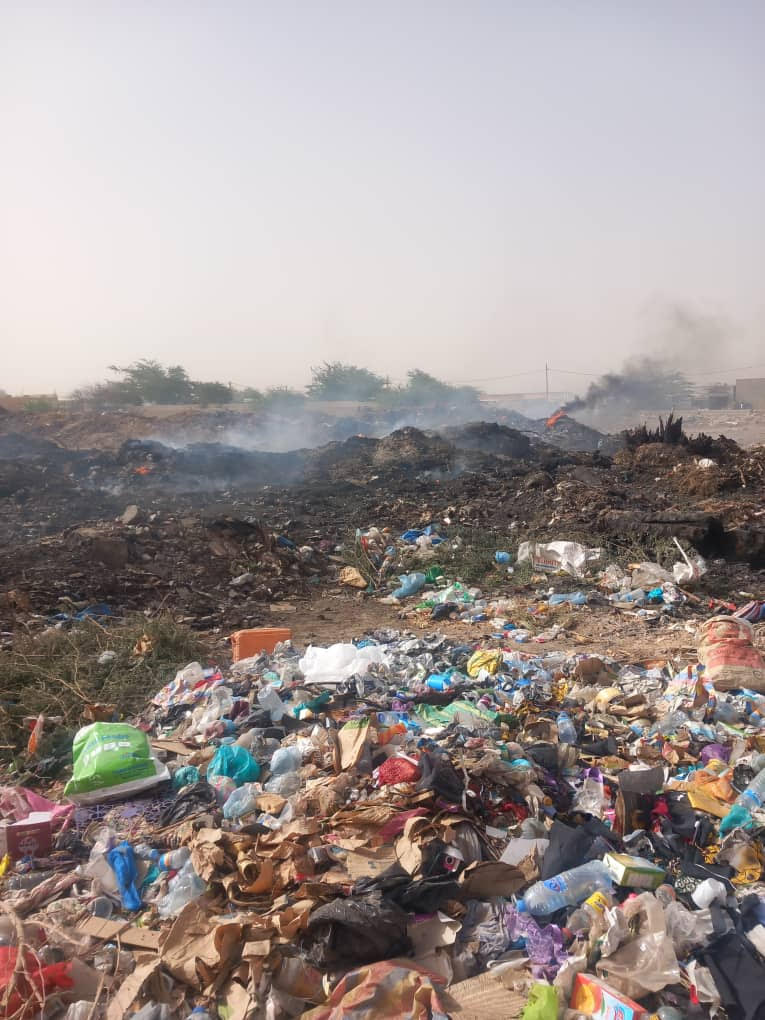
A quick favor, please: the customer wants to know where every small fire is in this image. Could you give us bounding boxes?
[134,465,153,475]
[546,409,566,428]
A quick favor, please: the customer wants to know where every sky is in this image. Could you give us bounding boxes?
[1,1,764,396]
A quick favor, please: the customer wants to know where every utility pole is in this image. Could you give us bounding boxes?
[545,363,549,404]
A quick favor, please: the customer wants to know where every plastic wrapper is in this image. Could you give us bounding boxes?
[596,893,680,998]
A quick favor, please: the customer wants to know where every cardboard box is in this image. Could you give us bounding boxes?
[603,852,665,890]
[570,973,647,1019]
[0,813,52,860]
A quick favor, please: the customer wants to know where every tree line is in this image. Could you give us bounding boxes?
[69,360,482,410]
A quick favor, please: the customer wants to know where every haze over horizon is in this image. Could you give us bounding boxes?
[2,1,764,396]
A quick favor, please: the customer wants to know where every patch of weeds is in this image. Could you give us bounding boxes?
[0,614,209,758]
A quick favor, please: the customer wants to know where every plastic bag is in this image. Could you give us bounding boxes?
[264,772,302,797]
[207,744,261,786]
[64,723,170,804]
[298,643,390,685]
[630,562,673,587]
[517,541,602,578]
[222,783,259,820]
[269,746,302,776]
[392,572,426,599]
[596,893,680,998]
[520,983,559,1020]
[257,685,286,722]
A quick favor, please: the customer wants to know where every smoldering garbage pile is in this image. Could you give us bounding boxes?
[3,418,765,634]
[4,617,765,1019]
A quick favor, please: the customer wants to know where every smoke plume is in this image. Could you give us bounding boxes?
[561,303,730,415]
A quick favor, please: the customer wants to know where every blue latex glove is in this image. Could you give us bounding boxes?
[106,841,142,911]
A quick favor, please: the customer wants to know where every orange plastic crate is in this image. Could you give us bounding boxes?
[230,627,292,661]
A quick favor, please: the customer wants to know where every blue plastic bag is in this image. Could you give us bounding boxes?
[392,572,426,599]
[207,744,261,786]
[107,841,141,911]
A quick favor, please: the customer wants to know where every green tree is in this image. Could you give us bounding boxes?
[192,381,233,405]
[260,386,306,411]
[107,360,193,404]
[381,370,481,408]
[307,361,388,400]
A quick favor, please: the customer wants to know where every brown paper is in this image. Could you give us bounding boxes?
[106,959,161,1020]
[458,861,527,899]
[161,899,243,989]
[76,915,160,951]
[337,717,370,770]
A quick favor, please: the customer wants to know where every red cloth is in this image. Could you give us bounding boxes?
[0,948,73,1018]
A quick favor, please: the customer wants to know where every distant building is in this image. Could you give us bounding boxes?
[734,378,765,409]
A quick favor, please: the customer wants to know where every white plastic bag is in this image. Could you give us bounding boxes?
[298,643,391,685]
[630,562,673,587]
[516,541,602,578]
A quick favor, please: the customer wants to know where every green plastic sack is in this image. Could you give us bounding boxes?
[521,983,559,1020]
[64,722,170,804]
[207,744,261,786]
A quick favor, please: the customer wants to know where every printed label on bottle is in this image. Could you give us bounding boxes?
[585,890,609,914]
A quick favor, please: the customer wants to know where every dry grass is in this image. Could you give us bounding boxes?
[0,614,208,762]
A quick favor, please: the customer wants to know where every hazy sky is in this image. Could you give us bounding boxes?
[2,1,764,396]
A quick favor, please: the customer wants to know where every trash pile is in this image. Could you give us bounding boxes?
[3,612,765,1019]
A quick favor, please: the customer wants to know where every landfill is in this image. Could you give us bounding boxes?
[1,406,765,1018]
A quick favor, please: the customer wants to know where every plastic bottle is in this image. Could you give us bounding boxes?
[549,592,587,607]
[134,845,190,871]
[157,847,191,871]
[157,860,206,918]
[734,766,765,812]
[647,710,690,739]
[556,711,577,744]
[566,889,613,931]
[517,860,612,915]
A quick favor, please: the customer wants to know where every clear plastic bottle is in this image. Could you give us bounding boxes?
[566,889,613,931]
[647,710,690,739]
[734,766,765,812]
[556,711,577,744]
[157,860,206,918]
[517,860,612,915]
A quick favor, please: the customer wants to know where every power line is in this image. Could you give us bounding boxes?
[444,361,765,387]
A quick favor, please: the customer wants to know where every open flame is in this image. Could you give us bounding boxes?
[546,409,565,428]
[134,465,153,475]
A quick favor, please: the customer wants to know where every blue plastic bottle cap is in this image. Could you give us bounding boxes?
[515,898,527,913]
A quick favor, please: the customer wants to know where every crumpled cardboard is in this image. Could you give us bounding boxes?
[190,827,227,882]
[458,861,527,899]
[106,959,162,1020]
[161,899,243,989]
